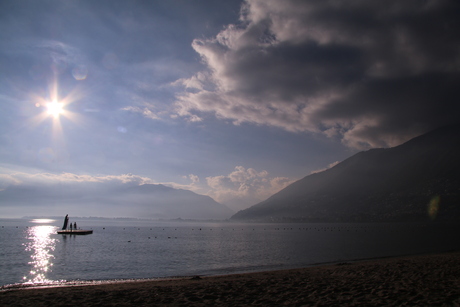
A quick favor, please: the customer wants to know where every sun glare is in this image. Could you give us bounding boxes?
[31,78,82,135]
[46,100,64,118]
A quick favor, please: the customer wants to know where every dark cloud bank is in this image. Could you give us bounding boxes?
[176,0,460,149]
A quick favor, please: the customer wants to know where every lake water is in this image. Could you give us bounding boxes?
[1,218,460,288]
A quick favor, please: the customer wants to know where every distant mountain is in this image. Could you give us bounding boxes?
[231,124,460,222]
[113,184,234,220]
[0,183,234,220]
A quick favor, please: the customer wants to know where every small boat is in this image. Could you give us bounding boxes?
[57,229,93,235]
[57,214,93,235]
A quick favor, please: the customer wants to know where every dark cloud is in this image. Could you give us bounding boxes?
[176,0,460,148]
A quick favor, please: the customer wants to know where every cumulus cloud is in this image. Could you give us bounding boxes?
[172,174,202,192]
[205,166,294,211]
[188,174,200,184]
[175,0,460,149]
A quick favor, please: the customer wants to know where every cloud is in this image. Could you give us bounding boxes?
[205,166,294,210]
[0,171,153,190]
[188,174,200,184]
[310,161,340,174]
[0,174,22,190]
[121,106,161,120]
[175,0,460,149]
[172,174,202,192]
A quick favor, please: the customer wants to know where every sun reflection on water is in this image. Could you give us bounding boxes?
[22,225,58,284]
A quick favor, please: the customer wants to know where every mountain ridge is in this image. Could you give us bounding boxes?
[231,124,460,222]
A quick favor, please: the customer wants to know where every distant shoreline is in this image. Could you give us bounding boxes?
[12,216,460,224]
[2,251,460,306]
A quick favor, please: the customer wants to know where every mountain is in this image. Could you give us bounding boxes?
[0,183,234,220]
[231,124,460,222]
[113,184,234,220]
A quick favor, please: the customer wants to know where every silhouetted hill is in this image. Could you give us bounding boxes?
[116,184,234,219]
[0,183,233,220]
[231,125,460,222]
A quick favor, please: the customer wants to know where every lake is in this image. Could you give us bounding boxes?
[1,218,459,288]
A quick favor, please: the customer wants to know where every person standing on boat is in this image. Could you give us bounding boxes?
[70,223,73,231]
[74,222,77,230]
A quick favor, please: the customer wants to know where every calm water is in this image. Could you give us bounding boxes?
[1,218,459,288]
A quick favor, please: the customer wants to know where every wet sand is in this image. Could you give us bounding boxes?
[1,252,460,306]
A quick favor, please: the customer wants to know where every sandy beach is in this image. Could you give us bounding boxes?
[1,252,460,306]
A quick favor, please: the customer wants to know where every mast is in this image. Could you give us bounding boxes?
[62,214,69,230]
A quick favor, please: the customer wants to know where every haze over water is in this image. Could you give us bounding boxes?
[1,218,459,288]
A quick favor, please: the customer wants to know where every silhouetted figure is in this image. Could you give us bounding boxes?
[74,222,77,230]
[70,223,73,231]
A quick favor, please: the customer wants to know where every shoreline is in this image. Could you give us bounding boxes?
[2,250,455,291]
[1,251,460,306]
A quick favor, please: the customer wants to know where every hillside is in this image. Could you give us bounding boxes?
[231,125,460,222]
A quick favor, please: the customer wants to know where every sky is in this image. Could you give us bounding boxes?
[1,0,459,216]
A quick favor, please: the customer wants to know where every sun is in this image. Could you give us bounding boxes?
[46,100,64,118]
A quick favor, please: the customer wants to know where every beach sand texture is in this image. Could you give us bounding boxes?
[1,252,459,306]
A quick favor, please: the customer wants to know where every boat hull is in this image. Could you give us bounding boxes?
[57,230,93,235]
